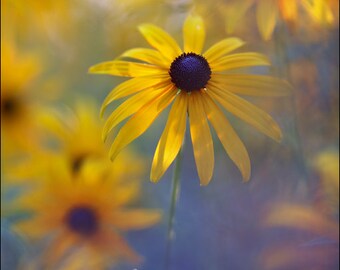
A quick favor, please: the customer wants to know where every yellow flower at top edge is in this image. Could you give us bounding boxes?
[226,0,335,40]
[13,159,161,270]
[89,14,292,185]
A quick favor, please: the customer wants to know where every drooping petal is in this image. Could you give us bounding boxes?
[100,76,170,117]
[278,0,298,23]
[102,85,169,141]
[183,14,205,54]
[202,92,251,181]
[210,52,270,72]
[118,48,169,68]
[209,85,282,142]
[301,0,334,25]
[256,0,278,40]
[89,61,166,77]
[188,92,214,185]
[225,0,255,34]
[203,38,245,63]
[138,24,182,63]
[109,87,177,161]
[210,74,293,96]
[151,92,188,182]
[110,210,162,230]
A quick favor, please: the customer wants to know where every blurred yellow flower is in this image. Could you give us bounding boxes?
[90,13,291,185]
[14,159,161,270]
[313,150,339,216]
[226,0,336,40]
[261,203,339,270]
[41,100,114,174]
[1,40,45,155]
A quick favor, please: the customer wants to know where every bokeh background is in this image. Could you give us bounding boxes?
[1,0,339,270]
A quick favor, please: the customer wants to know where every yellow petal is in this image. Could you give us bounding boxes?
[111,210,162,230]
[188,92,214,185]
[102,85,168,142]
[301,0,334,25]
[256,0,278,40]
[202,93,251,181]
[100,76,170,117]
[203,38,245,63]
[279,0,298,23]
[138,24,182,63]
[118,47,170,68]
[210,52,270,72]
[209,85,282,142]
[210,74,293,96]
[151,92,188,182]
[225,0,254,34]
[89,60,165,77]
[183,14,205,54]
[109,87,176,161]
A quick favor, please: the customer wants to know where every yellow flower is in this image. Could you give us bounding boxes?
[261,203,339,270]
[13,160,161,270]
[226,0,335,40]
[89,14,291,185]
[40,100,117,174]
[1,39,44,154]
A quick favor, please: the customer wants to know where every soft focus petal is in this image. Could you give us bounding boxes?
[264,204,339,239]
[151,92,188,182]
[203,37,245,63]
[225,0,254,34]
[210,52,270,72]
[209,85,282,142]
[100,76,170,117]
[211,74,292,96]
[202,93,251,181]
[89,61,166,77]
[279,0,298,23]
[183,14,205,54]
[138,24,182,63]
[256,0,278,40]
[189,92,214,185]
[109,87,176,161]
[111,210,162,230]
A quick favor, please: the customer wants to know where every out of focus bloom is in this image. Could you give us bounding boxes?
[1,40,44,155]
[14,159,161,270]
[313,150,339,216]
[261,154,339,270]
[226,0,336,40]
[41,100,119,174]
[90,14,291,185]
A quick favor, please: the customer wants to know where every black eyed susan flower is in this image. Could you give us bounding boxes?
[90,14,292,185]
[14,159,161,270]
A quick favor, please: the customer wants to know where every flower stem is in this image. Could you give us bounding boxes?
[164,147,183,270]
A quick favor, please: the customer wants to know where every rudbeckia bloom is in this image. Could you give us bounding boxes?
[226,0,335,40]
[1,39,45,155]
[14,160,161,270]
[40,100,124,174]
[90,14,291,185]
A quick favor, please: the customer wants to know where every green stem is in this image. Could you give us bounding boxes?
[164,147,183,270]
[273,21,310,189]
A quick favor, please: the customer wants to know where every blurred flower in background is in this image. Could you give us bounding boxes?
[225,0,338,40]
[12,157,161,270]
[259,149,339,270]
[1,39,46,156]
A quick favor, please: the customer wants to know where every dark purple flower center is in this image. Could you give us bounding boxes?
[2,96,20,118]
[169,52,211,92]
[65,206,98,236]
